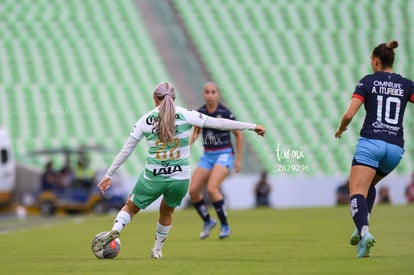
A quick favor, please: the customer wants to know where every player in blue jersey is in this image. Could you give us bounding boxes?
[91,82,265,259]
[335,40,414,258]
[189,82,244,239]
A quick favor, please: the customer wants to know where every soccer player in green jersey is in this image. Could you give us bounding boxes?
[91,82,265,259]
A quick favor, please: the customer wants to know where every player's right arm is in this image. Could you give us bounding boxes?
[98,116,145,194]
[335,78,367,139]
[335,97,363,139]
[184,109,265,136]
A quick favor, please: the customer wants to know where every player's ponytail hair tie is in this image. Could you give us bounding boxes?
[154,82,176,99]
[386,40,399,50]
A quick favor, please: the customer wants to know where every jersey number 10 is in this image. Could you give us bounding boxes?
[376,95,401,125]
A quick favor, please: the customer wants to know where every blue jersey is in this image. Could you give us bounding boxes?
[198,103,236,151]
[353,72,414,147]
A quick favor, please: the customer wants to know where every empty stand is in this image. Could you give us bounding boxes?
[173,0,414,174]
[1,0,413,177]
[0,0,202,175]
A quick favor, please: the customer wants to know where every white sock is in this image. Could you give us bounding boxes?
[112,210,131,233]
[153,222,171,251]
[360,225,369,237]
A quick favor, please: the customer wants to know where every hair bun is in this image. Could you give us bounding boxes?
[386,40,399,49]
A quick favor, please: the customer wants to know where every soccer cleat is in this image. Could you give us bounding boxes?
[356,232,376,258]
[199,219,217,239]
[151,249,163,259]
[350,228,360,246]
[219,225,231,239]
[91,230,120,253]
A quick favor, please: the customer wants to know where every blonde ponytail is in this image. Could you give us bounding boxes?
[153,82,177,143]
[157,95,176,142]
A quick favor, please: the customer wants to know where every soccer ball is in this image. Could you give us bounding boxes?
[92,232,121,259]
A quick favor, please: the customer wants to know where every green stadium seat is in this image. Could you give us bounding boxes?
[1,0,205,175]
[3,0,413,175]
[172,0,414,174]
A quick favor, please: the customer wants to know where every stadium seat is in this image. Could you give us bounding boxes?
[2,0,413,176]
[172,0,414,175]
[1,0,203,174]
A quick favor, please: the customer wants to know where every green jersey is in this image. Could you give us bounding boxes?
[131,106,209,181]
[104,105,254,182]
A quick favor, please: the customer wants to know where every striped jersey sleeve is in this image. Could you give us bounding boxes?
[132,106,208,182]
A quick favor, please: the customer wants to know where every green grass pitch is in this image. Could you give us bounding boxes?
[1,205,413,274]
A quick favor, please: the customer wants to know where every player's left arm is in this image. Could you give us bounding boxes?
[190,126,201,145]
[335,97,363,138]
[232,130,243,172]
[410,81,414,103]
